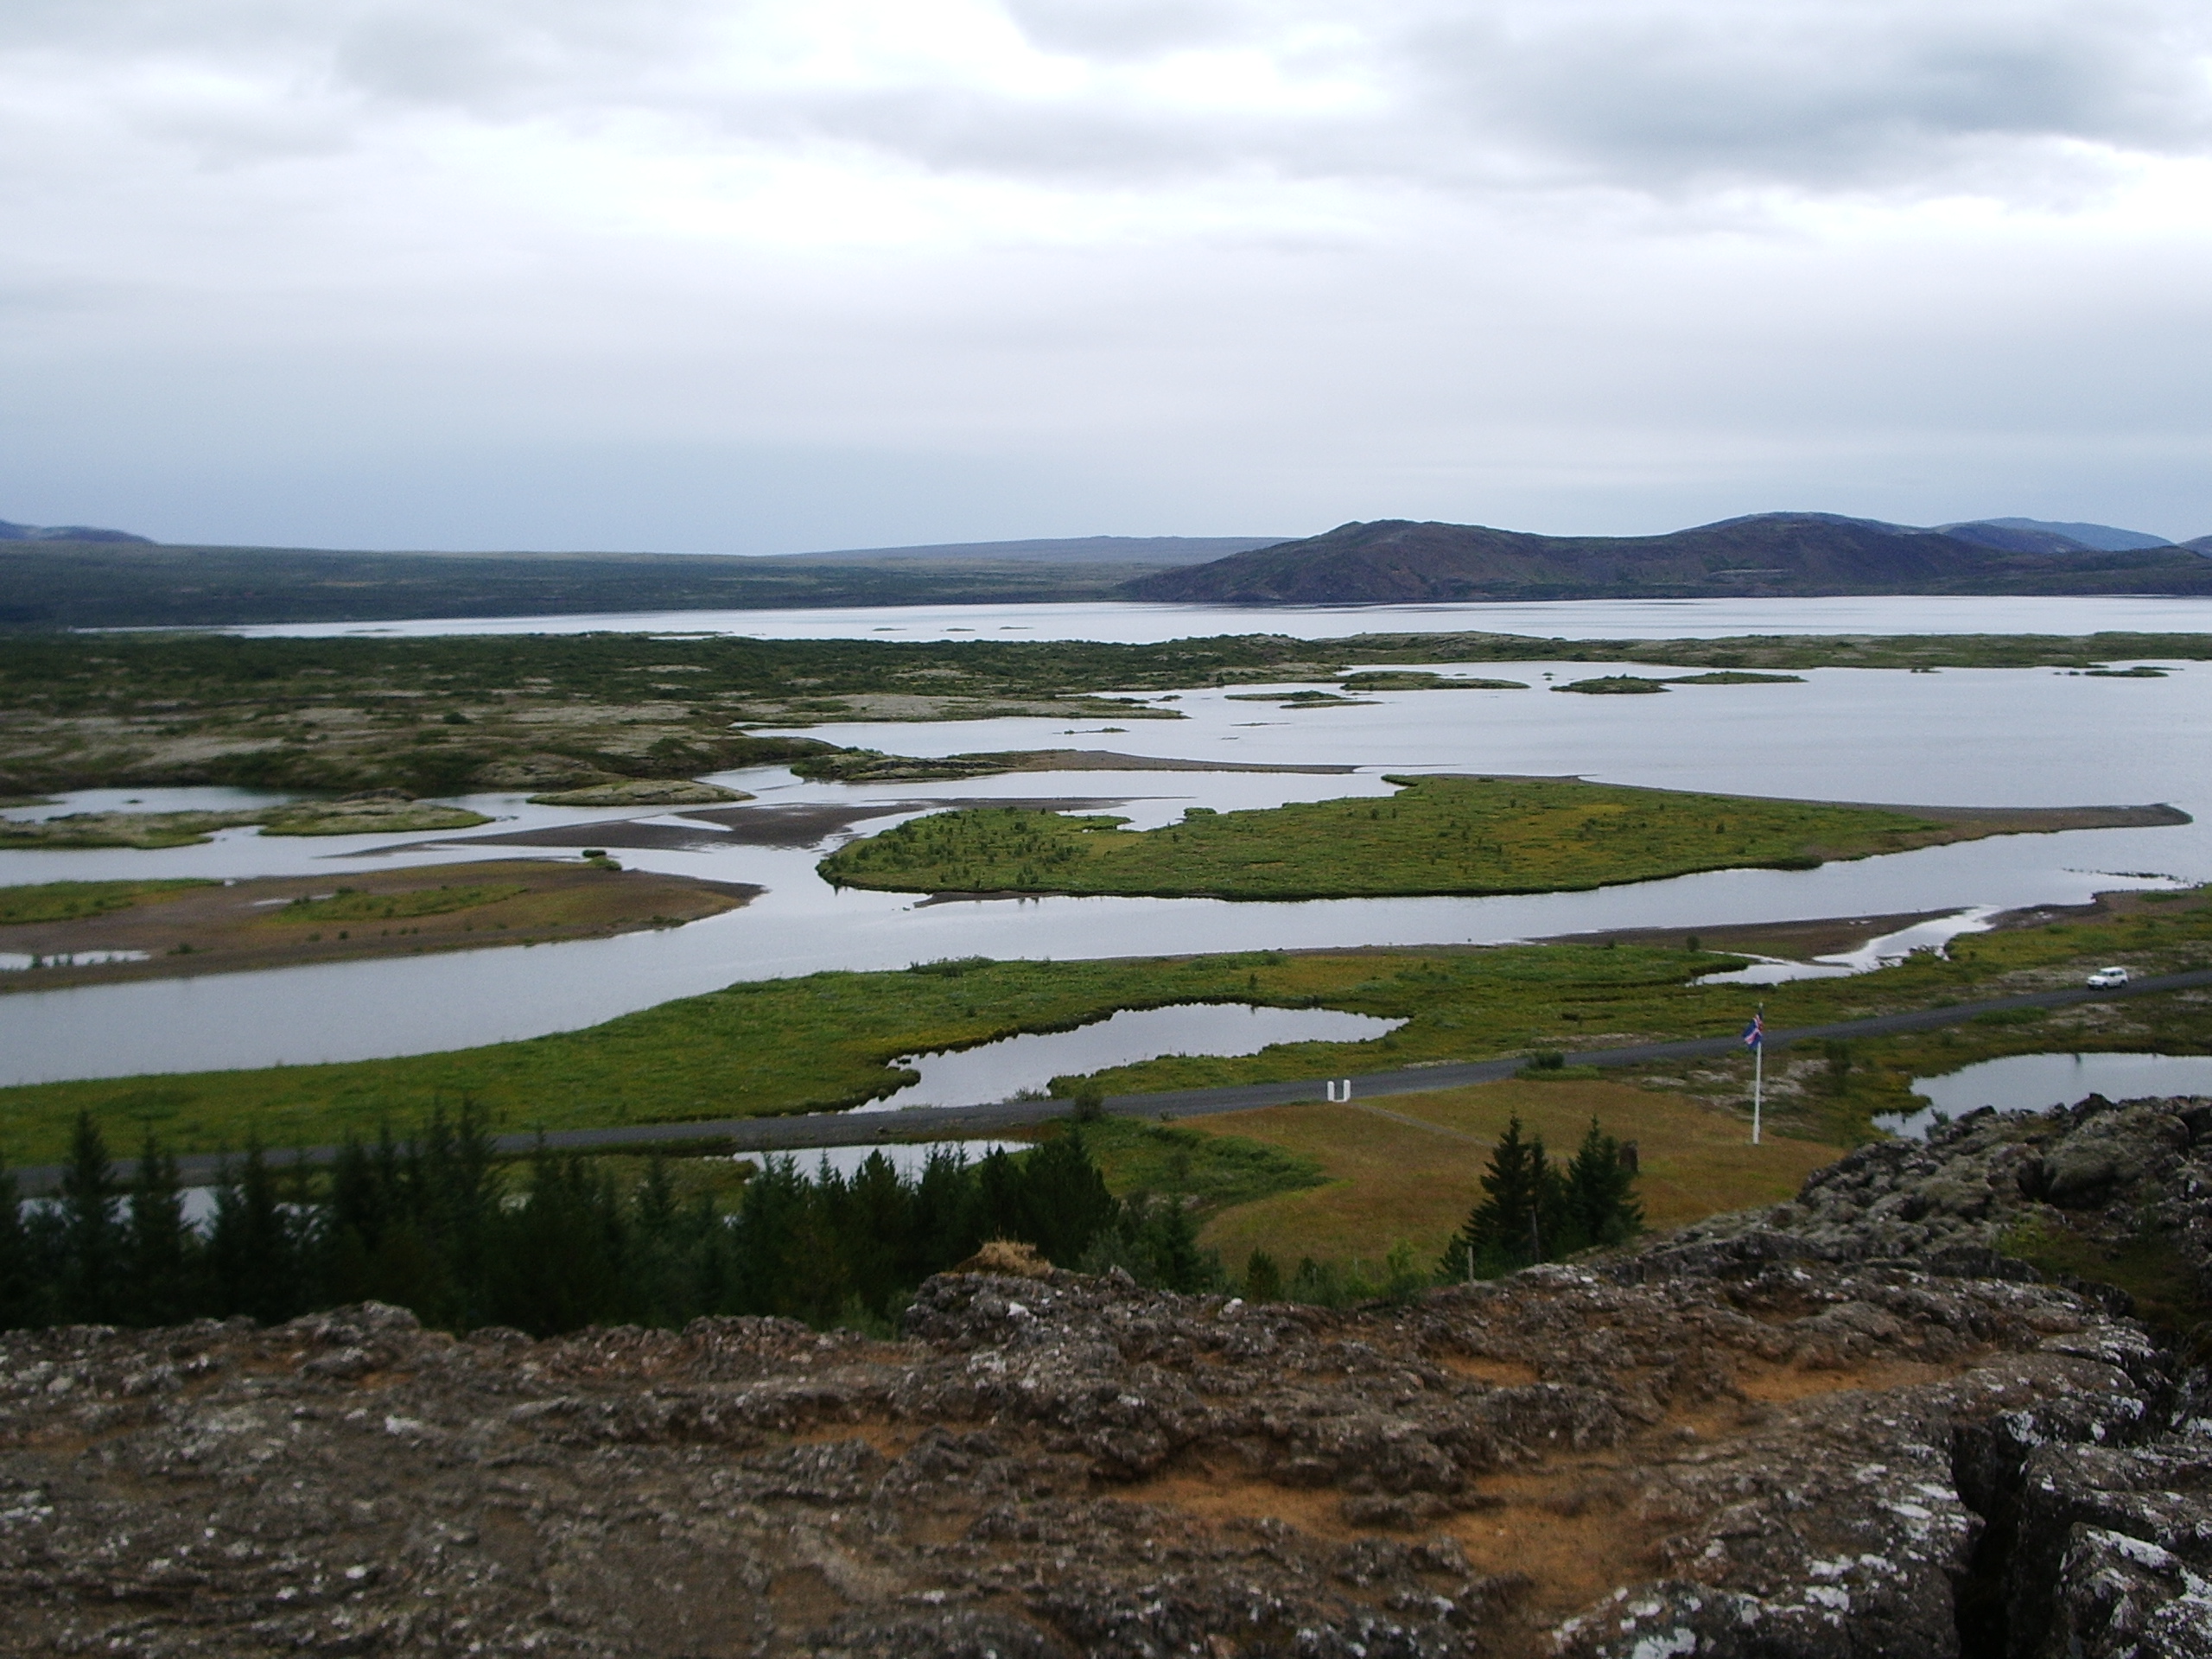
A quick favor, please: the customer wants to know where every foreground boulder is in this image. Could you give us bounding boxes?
[3,1095,2209,1657]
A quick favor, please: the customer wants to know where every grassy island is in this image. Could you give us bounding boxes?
[0,861,756,991]
[817,774,2145,901]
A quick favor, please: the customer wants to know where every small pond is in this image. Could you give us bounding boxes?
[857,1001,1402,1113]
[1879,1052,2212,1138]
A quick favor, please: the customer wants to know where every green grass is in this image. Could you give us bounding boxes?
[1189,1079,1838,1271]
[819,774,1962,900]
[0,879,217,924]
[0,943,1731,1165]
[1999,1214,2210,1344]
[260,883,530,926]
[1036,1116,1327,1212]
[9,887,2212,1168]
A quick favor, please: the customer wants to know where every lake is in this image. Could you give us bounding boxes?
[1882,1052,2212,1138]
[7,595,2209,1086]
[231,593,2212,644]
[861,1003,1402,1113]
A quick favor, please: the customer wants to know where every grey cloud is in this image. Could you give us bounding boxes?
[8,1,2209,205]
[997,0,1267,59]
[1402,2,2212,193]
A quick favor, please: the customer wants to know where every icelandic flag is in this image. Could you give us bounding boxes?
[1741,1011,1764,1049]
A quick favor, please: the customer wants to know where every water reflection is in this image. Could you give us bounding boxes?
[1694,907,1999,985]
[4,639,2209,1085]
[858,1003,1402,1113]
[1880,1052,2212,1138]
[231,594,2212,645]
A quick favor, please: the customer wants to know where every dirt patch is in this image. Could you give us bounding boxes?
[393,796,1153,853]
[0,859,757,990]
[1125,1340,1999,1637]
[1532,908,1962,959]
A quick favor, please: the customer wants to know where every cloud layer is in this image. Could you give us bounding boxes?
[3,0,2210,550]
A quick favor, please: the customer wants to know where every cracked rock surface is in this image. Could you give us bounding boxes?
[3,1094,2211,1656]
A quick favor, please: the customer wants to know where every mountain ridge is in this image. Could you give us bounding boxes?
[1123,511,2212,606]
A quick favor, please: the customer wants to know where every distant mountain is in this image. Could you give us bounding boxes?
[0,518,152,544]
[0,536,1249,630]
[775,535,1287,566]
[1122,512,2212,606]
[1950,518,2173,553]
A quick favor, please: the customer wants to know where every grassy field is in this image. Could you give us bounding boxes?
[0,879,214,924]
[2,627,2205,795]
[1182,1078,1835,1272]
[818,774,2088,900]
[7,885,2212,1166]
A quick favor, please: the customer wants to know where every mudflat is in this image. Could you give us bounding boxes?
[0,859,759,990]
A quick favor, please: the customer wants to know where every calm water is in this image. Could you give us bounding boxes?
[8,614,2210,1086]
[1881,1052,2212,1138]
[232,594,2212,644]
[1694,907,1999,986]
[861,1003,1401,1113]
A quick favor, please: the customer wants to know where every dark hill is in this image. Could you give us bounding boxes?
[1123,512,2212,605]
[1957,516,2173,552]
[0,518,150,544]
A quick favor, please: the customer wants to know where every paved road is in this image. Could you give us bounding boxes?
[16,966,2212,1196]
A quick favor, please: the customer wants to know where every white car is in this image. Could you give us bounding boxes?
[2087,966,2131,988]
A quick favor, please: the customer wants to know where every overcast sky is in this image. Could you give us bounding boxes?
[4,0,2210,553]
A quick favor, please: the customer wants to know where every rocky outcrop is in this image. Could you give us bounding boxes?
[3,1096,2210,1656]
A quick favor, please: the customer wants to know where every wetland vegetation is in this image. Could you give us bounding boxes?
[0,796,492,849]
[818,774,2160,901]
[1,627,2203,795]
[7,885,2212,1166]
[0,861,756,990]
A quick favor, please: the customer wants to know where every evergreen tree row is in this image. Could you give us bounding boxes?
[0,1109,1220,1336]
[1437,1115,1643,1280]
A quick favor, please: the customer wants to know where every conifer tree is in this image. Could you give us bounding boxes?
[0,1155,39,1330]
[125,1131,194,1326]
[210,1142,307,1325]
[1020,1128,1116,1267]
[487,1149,624,1336]
[59,1112,121,1323]
[1440,1115,1560,1279]
[1242,1249,1283,1302]
[1563,1117,1643,1249]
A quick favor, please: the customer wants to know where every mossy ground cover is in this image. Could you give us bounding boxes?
[819,775,1999,901]
[263,883,530,927]
[3,627,2204,795]
[0,799,491,849]
[1336,671,1529,691]
[0,879,214,924]
[1031,1115,1328,1213]
[1183,1078,1834,1274]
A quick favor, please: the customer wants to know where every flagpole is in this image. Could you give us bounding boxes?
[1751,1002,1764,1146]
